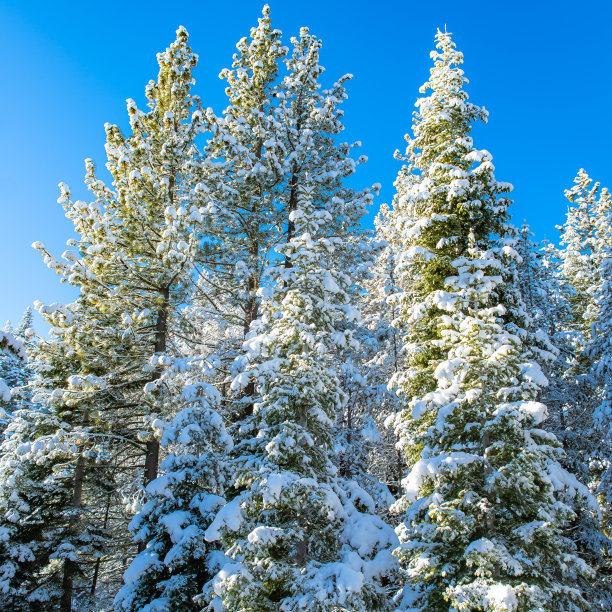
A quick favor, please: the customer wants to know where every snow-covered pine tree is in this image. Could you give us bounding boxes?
[18,26,217,606]
[280,23,392,513]
[196,4,288,357]
[114,382,232,611]
[206,185,397,611]
[197,8,374,402]
[384,30,599,610]
[38,24,213,488]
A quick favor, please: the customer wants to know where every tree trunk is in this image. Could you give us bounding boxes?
[144,286,170,485]
[90,493,111,596]
[284,164,299,269]
[60,452,86,612]
[238,127,265,417]
[138,288,169,552]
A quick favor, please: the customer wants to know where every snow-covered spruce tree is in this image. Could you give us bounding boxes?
[395,235,596,610]
[332,227,403,510]
[280,24,390,513]
[386,27,510,474]
[515,224,557,338]
[590,244,612,519]
[359,207,406,499]
[0,322,33,422]
[14,306,34,343]
[513,226,568,430]
[515,228,591,510]
[556,171,612,572]
[0,403,76,610]
[385,30,599,610]
[573,173,612,539]
[333,356,396,515]
[114,382,232,611]
[558,170,611,337]
[206,186,397,611]
[514,225,612,590]
[586,253,612,608]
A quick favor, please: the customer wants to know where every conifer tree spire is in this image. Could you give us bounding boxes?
[382,30,598,610]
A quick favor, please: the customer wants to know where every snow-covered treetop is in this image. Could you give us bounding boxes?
[561,169,608,264]
[391,28,512,274]
[558,169,611,329]
[221,4,286,108]
[410,28,488,168]
[32,25,211,345]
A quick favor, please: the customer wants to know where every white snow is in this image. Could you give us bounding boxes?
[399,452,481,503]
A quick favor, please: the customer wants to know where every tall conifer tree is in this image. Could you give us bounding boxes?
[382,30,598,610]
[0,27,216,610]
[206,186,396,611]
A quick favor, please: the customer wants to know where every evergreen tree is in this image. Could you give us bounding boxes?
[115,383,232,611]
[383,30,598,610]
[40,24,212,490]
[206,186,397,611]
[0,301,108,611]
[4,26,216,608]
[198,6,372,373]
[359,207,406,499]
[590,248,612,525]
[15,307,34,342]
[196,4,288,355]
[554,171,612,602]
[558,170,610,335]
[0,324,32,422]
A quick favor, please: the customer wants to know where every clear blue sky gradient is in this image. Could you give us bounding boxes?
[1,0,611,329]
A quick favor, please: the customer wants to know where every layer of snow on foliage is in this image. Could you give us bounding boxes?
[483,584,519,611]
[399,452,481,503]
[205,497,243,541]
[0,331,26,361]
[520,361,549,387]
[0,379,10,403]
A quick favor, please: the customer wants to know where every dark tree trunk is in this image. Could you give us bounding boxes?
[144,286,169,485]
[138,287,169,552]
[60,452,86,612]
[284,165,299,269]
[90,493,111,596]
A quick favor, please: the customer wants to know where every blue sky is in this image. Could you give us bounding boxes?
[1,0,611,329]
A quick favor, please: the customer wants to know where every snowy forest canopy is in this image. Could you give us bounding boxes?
[1,5,611,611]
